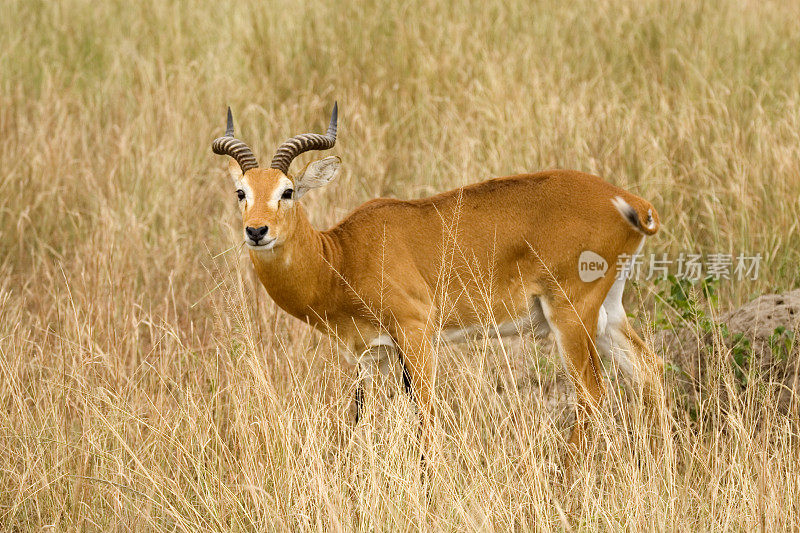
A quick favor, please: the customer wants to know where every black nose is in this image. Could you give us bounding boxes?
[245,225,269,243]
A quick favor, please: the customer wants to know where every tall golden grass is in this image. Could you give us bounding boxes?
[1,0,799,529]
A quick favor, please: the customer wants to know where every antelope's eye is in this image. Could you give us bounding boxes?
[236,189,245,201]
[281,188,294,200]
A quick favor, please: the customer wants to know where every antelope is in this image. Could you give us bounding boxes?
[210,103,664,450]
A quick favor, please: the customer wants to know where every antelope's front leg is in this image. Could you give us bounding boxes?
[354,370,365,424]
[353,345,394,424]
[392,322,437,445]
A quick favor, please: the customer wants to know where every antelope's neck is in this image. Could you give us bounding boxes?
[248,207,341,326]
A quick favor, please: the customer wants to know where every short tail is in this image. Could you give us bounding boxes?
[611,196,659,236]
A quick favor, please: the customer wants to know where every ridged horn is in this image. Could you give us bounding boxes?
[269,102,337,175]
[211,107,258,173]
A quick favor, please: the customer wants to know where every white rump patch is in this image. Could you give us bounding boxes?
[596,240,644,380]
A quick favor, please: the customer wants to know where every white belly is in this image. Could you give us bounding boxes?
[350,298,553,365]
[439,297,551,344]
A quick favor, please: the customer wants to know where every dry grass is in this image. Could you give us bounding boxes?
[1,0,800,530]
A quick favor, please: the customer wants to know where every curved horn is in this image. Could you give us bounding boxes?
[269,102,337,175]
[211,107,258,173]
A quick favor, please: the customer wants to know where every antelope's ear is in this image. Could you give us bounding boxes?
[294,156,341,199]
[227,158,243,182]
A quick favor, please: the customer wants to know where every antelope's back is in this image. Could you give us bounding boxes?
[328,170,651,300]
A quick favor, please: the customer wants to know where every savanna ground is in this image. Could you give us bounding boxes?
[1,0,800,530]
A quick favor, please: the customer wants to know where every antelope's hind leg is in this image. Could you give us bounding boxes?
[540,296,605,449]
[596,277,665,406]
